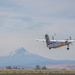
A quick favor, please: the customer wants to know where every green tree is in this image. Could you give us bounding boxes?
[42,66,47,70]
[6,66,12,69]
[35,65,41,70]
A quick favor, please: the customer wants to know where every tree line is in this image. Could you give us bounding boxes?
[6,65,47,70]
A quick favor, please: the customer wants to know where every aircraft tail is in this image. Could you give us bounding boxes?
[45,34,51,45]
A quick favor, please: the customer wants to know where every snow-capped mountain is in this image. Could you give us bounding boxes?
[0,47,55,66]
[0,47,75,67]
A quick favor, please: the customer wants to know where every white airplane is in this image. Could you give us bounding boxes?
[36,34,75,50]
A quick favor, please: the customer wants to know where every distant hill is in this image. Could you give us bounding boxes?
[0,47,75,69]
[46,64,75,70]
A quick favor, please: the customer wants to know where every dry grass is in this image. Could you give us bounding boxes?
[0,69,75,74]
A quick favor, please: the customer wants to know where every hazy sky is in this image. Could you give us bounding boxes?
[0,0,75,60]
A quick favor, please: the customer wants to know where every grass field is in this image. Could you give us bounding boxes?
[0,69,75,74]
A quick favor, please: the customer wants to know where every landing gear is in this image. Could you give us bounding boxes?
[67,48,69,50]
[49,47,51,49]
[67,45,69,50]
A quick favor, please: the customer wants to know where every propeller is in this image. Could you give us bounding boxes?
[52,36,54,40]
[69,36,74,45]
[65,36,72,44]
[52,34,56,40]
[69,36,72,40]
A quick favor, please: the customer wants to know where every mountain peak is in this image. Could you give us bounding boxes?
[16,47,27,53]
[6,47,28,57]
[14,47,28,55]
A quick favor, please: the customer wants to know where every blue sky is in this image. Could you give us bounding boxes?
[0,0,75,60]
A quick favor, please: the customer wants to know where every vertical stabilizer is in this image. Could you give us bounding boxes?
[45,34,51,45]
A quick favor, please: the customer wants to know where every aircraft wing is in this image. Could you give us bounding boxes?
[57,40,75,43]
[36,39,46,42]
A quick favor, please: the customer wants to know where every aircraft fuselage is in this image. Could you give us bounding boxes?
[47,41,71,48]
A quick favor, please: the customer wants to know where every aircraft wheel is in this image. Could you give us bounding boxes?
[49,47,51,49]
[67,48,69,50]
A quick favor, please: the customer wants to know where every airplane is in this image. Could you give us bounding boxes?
[36,34,75,50]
